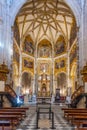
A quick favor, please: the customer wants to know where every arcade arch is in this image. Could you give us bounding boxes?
[11,0,81,96]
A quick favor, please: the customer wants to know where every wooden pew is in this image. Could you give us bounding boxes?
[71,115,87,130]
[67,113,87,121]
[0,126,12,130]
[0,120,12,130]
[3,107,29,110]
[0,107,29,129]
[0,115,19,130]
[0,112,23,121]
[75,128,87,130]
[62,108,87,130]
[0,109,27,117]
[0,110,25,116]
[65,110,87,119]
[62,108,87,118]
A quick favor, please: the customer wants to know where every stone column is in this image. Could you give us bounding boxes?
[0,2,13,84]
[67,39,71,96]
[0,2,5,63]
[52,42,54,94]
[79,0,86,82]
[76,27,80,88]
[35,42,38,94]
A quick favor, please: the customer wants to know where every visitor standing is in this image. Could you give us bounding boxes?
[65,95,71,108]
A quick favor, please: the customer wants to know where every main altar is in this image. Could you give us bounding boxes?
[38,72,51,97]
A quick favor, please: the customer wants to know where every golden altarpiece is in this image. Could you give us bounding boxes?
[37,40,52,97]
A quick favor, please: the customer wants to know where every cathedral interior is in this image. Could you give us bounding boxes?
[13,0,77,97]
[0,0,87,130]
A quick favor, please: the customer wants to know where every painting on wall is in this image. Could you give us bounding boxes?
[55,58,66,74]
[24,39,34,56]
[37,60,51,74]
[38,39,52,58]
[13,44,19,64]
[40,63,49,72]
[38,46,51,58]
[55,36,65,56]
[55,60,65,69]
[14,21,20,46]
[23,58,34,73]
[24,59,33,69]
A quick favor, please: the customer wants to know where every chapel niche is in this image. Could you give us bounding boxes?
[57,73,67,96]
[38,39,52,58]
[21,72,32,94]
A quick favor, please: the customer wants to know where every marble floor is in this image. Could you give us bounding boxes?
[16,104,74,130]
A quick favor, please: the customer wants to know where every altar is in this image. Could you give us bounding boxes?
[38,73,51,97]
[37,83,50,97]
[37,97,51,103]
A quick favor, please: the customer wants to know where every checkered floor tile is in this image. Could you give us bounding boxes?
[16,104,74,130]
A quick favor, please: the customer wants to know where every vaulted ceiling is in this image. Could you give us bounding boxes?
[16,0,75,44]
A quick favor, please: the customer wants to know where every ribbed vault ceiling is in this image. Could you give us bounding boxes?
[16,0,75,43]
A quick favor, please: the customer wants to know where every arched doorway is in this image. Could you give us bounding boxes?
[57,73,67,96]
[21,72,32,95]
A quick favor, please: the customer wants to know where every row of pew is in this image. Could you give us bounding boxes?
[0,107,29,130]
[62,108,87,130]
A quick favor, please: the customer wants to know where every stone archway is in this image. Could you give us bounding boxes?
[9,0,82,94]
[21,72,32,94]
[56,72,67,96]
